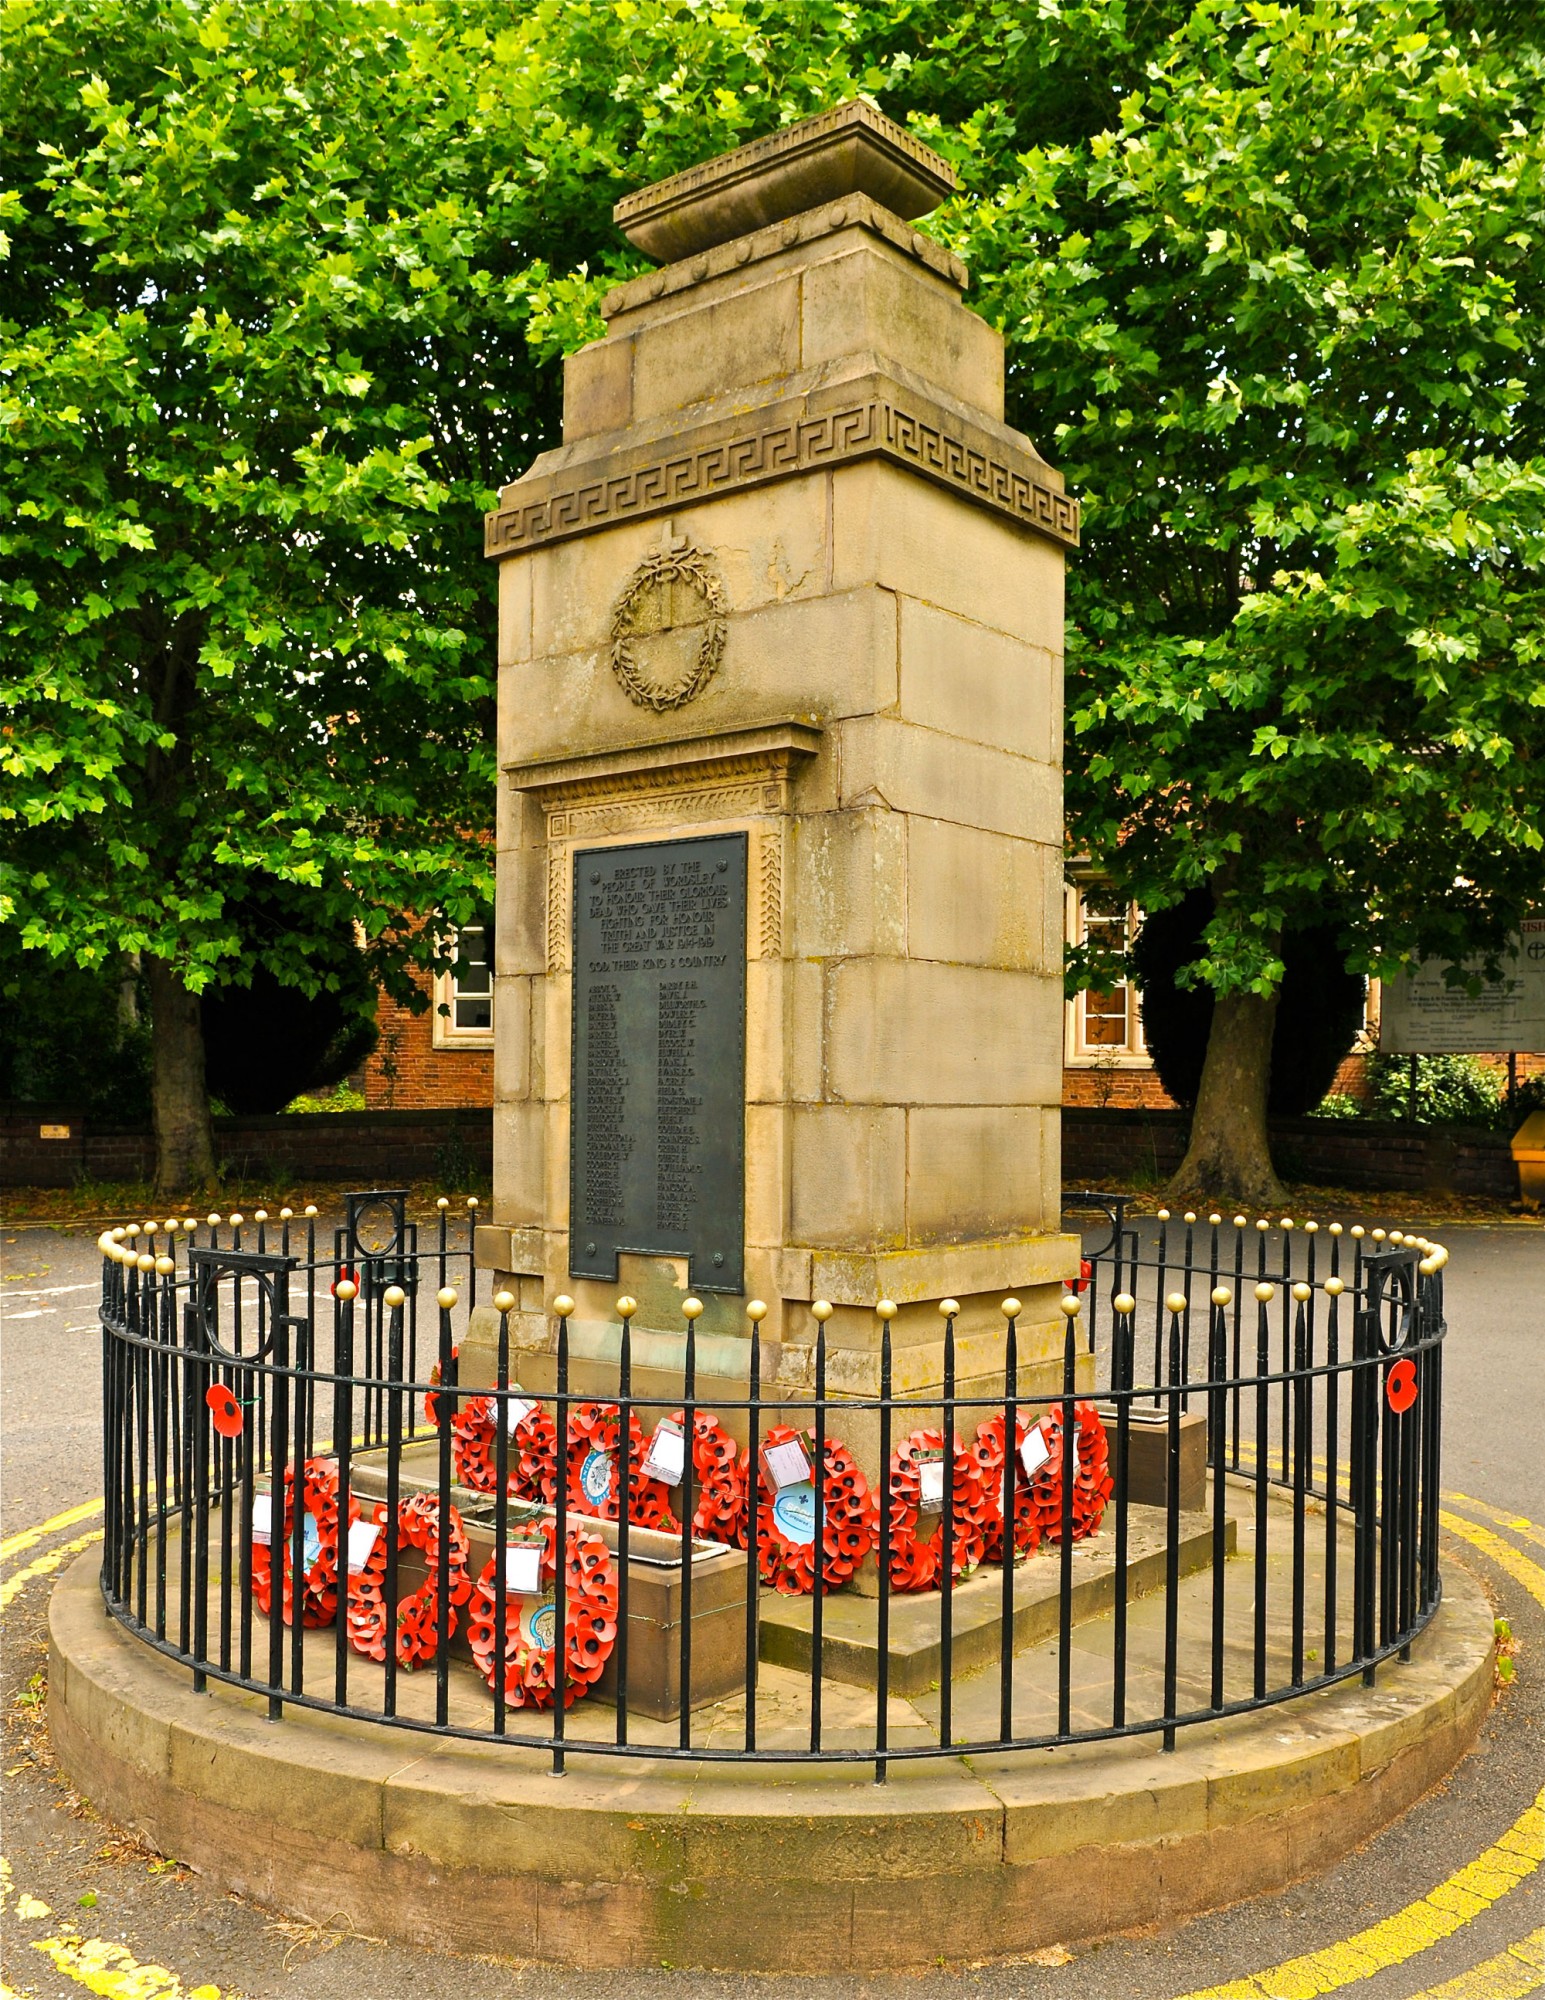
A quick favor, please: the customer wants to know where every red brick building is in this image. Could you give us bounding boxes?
[362,898,1538,1115]
[360,926,493,1111]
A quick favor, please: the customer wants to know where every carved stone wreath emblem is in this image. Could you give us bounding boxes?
[609,532,727,712]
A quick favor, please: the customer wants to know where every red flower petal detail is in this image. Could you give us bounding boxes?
[206,1384,244,1438]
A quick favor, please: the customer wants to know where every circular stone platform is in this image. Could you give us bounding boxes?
[48,1551,1495,1973]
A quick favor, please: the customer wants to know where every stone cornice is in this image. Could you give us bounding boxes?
[600,192,967,323]
[485,375,1079,559]
[503,720,823,806]
[613,101,955,262]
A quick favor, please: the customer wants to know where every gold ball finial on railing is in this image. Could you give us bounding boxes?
[1291,1282,1312,1302]
[615,1296,637,1320]
[813,1299,835,1323]
[999,1297,1020,1319]
[1281,1217,1295,1231]
[1255,1282,1276,1303]
[1304,1220,1319,1234]
[1350,1224,1365,1239]
[335,1279,358,1302]
[682,1295,704,1321]
[383,1284,407,1310]
[877,1298,899,1321]
[437,1196,450,1210]
[491,1288,515,1314]
[1113,1292,1136,1315]
[937,1297,960,1319]
[466,1196,479,1210]
[155,1256,175,1276]
[254,1208,268,1224]
[304,1204,318,1219]
[553,1294,576,1318]
[1164,1290,1187,1315]
[1233,1214,1247,1228]
[280,1207,293,1221]
[1061,1293,1082,1318]
[1208,1212,1222,1226]
[1156,1208,1170,1222]
[1211,1286,1232,1307]
[1329,1221,1343,1235]
[1325,1277,1345,1297]
[137,1253,155,1273]
[1183,1210,1197,1225]
[746,1299,768,1323]
[436,1286,458,1310]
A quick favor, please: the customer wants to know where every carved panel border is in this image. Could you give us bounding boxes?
[486,381,1078,559]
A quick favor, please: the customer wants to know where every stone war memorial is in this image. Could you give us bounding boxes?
[54,105,1492,1974]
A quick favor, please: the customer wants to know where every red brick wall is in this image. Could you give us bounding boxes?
[1060,1048,1540,1110]
[0,1106,492,1189]
[362,972,493,1113]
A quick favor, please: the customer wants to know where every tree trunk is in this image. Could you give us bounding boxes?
[1167,987,1286,1210]
[145,957,215,1195]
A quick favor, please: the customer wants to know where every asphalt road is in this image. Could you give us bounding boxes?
[1,1211,1542,2000]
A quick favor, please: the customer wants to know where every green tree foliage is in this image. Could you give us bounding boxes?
[5,0,1543,1204]
[1131,891,1366,1117]
[940,0,1545,1198]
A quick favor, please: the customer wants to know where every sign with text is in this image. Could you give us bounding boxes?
[570,832,746,1292]
[1379,921,1545,1054]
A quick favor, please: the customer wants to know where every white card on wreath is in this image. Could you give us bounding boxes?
[918,1457,947,1510]
[643,1421,686,1486]
[504,1544,543,1593]
[503,1395,536,1435]
[250,1494,273,1546]
[345,1519,380,1574]
[763,1438,811,1489]
[1020,1425,1052,1479]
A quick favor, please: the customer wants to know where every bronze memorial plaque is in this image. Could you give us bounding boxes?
[570,832,747,1293]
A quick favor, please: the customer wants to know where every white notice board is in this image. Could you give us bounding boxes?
[1379,920,1545,1054]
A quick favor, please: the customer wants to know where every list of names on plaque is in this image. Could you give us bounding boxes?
[570,833,746,1292]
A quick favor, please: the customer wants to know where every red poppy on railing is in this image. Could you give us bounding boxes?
[1386,1357,1419,1414]
[205,1384,244,1439]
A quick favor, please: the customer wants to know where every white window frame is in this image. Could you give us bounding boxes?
[1063,881,1151,1068]
[432,925,494,1050]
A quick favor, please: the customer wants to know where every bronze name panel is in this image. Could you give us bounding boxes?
[570,832,747,1294]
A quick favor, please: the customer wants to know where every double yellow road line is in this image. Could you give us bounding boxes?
[2,1493,1541,2000]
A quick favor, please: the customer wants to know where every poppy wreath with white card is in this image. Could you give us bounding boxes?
[451,1390,546,1495]
[1026,1400,1113,1542]
[970,1414,1047,1563]
[563,1401,675,1529]
[739,1422,877,1595]
[465,1518,619,1710]
[883,1429,989,1591]
[250,1456,359,1628]
[345,1492,472,1669]
[651,1410,746,1545]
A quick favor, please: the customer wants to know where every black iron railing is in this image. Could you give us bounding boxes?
[97,1191,1447,1779]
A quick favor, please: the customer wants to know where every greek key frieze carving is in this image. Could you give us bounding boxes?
[485,390,1076,557]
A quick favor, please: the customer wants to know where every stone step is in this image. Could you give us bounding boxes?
[759,1503,1233,1696]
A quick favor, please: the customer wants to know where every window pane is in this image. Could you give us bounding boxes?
[447,925,493,1032]
[453,926,491,995]
[1084,985,1130,1046]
